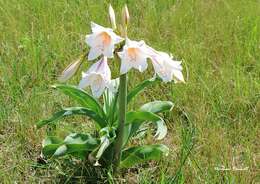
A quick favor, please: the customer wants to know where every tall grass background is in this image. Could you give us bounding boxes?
[0,0,259,183]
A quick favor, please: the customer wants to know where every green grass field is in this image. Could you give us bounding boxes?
[0,0,259,183]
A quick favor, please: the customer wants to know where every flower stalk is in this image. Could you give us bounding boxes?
[113,5,130,173]
[113,73,127,172]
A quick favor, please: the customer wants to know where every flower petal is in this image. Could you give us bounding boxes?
[58,59,81,82]
[173,70,185,83]
[103,43,114,58]
[136,59,148,72]
[90,22,107,33]
[145,46,185,83]
[86,22,122,60]
[118,39,149,74]
[120,60,132,74]
[78,73,91,89]
[85,34,95,46]
[109,31,124,44]
[79,57,111,98]
[88,47,102,60]
[91,79,106,98]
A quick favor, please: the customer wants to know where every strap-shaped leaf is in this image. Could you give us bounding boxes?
[37,107,106,128]
[42,136,63,156]
[137,101,173,140]
[43,136,63,146]
[63,133,99,152]
[126,111,162,124]
[123,111,165,146]
[120,144,169,168]
[103,78,119,124]
[95,136,110,160]
[53,84,105,119]
[42,133,99,158]
[127,77,160,103]
[91,127,116,163]
[53,145,67,156]
[154,120,167,140]
[140,101,174,114]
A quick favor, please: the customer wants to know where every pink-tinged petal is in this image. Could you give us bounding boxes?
[85,34,96,46]
[118,38,149,74]
[109,31,124,44]
[103,43,114,58]
[145,45,185,83]
[98,57,111,82]
[88,47,102,60]
[90,22,107,33]
[86,22,122,59]
[90,75,106,98]
[87,58,103,73]
[136,59,148,72]
[58,59,81,82]
[133,52,148,72]
[79,73,91,89]
[79,57,111,98]
[120,61,132,74]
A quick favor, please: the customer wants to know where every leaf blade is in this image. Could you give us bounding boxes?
[140,101,174,114]
[120,144,169,168]
[127,77,160,103]
[123,111,165,146]
[37,107,106,128]
[42,133,99,158]
[53,84,106,118]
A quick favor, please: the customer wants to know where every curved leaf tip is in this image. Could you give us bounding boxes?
[120,144,169,168]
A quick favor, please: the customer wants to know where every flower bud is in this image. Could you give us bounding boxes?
[122,5,130,27]
[109,4,116,30]
[58,59,82,82]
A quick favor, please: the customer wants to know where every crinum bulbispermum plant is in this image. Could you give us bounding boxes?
[37,4,185,172]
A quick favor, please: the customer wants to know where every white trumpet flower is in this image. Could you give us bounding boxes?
[117,38,149,74]
[145,46,185,83]
[79,57,111,98]
[58,59,82,82]
[86,22,124,60]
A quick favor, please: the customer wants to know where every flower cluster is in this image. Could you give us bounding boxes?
[60,5,184,98]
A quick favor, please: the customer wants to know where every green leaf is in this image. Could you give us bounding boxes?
[120,144,169,168]
[138,101,173,140]
[95,136,110,160]
[126,111,162,124]
[43,136,63,147]
[37,107,106,129]
[42,133,99,158]
[54,145,67,157]
[103,78,119,124]
[154,120,167,140]
[91,127,116,162]
[63,133,99,153]
[53,84,105,118]
[127,77,160,103]
[42,136,63,156]
[140,101,174,114]
[123,111,164,146]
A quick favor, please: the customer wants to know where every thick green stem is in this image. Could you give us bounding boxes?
[113,73,127,172]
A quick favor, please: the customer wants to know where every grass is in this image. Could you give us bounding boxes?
[0,0,259,183]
